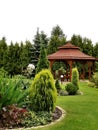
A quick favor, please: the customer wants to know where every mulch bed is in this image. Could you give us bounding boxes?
[0,107,62,130]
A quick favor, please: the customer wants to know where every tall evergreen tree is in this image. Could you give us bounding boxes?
[36,44,49,74]
[51,25,65,37]
[47,25,66,72]
[93,43,98,57]
[71,34,83,51]
[47,25,66,54]
[0,37,8,68]
[40,31,49,48]
[13,42,21,74]
[20,42,28,72]
[19,41,33,74]
[31,28,41,68]
[31,28,48,72]
[25,40,33,64]
[5,42,15,77]
[82,38,93,56]
[71,34,93,56]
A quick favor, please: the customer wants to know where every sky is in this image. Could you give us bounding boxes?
[0,0,98,44]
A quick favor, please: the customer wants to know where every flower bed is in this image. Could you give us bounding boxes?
[0,106,65,130]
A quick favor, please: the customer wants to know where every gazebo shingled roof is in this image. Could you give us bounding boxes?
[47,42,97,81]
[48,42,96,60]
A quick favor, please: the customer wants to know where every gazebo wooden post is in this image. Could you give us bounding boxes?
[81,61,86,79]
[83,63,85,79]
[49,60,55,71]
[67,60,73,81]
[87,61,92,80]
[93,61,95,72]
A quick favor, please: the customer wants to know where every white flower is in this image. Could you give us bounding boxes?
[27,64,35,75]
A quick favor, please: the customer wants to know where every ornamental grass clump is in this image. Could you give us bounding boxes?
[29,69,57,112]
[66,68,79,95]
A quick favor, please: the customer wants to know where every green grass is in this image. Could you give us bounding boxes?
[30,81,98,130]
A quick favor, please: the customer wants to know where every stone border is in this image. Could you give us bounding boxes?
[6,106,66,130]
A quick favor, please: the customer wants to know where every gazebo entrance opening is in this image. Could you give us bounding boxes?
[51,60,95,81]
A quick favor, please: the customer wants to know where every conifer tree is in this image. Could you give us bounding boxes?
[29,69,57,112]
[31,28,48,76]
[36,44,49,73]
[0,37,8,68]
[47,25,66,54]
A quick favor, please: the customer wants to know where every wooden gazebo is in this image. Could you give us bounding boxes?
[47,42,97,80]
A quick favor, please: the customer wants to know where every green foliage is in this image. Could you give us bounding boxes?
[0,67,8,78]
[87,82,95,88]
[93,43,98,57]
[22,111,52,127]
[55,79,61,92]
[71,68,79,89]
[91,72,98,87]
[66,68,79,95]
[29,69,57,112]
[1,40,33,77]
[0,78,29,110]
[59,90,68,96]
[13,74,27,79]
[47,25,66,55]
[23,81,98,130]
[40,31,49,48]
[52,61,66,75]
[5,42,21,76]
[71,34,94,56]
[20,41,33,73]
[32,29,48,68]
[66,83,78,95]
[0,37,8,68]
[36,45,49,74]
[47,25,66,73]
[95,62,98,72]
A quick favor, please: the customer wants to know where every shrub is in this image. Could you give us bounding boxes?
[91,72,98,87]
[22,111,52,127]
[71,67,79,89]
[0,78,29,110]
[0,104,28,128]
[88,82,95,88]
[55,79,61,93]
[66,83,78,95]
[29,69,57,112]
[13,74,26,79]
[59,90,68,96]
[0,67,8,78]
[65,68,79,95]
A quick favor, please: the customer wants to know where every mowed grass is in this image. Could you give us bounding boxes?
[31,81,98,130]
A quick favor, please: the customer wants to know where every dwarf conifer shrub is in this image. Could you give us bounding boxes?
[29,69,57,112]
[66,68,79,95]
[55,79,61,93]
[72,67,79,89]
[36,45,49,74]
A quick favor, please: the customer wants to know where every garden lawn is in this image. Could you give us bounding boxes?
[31,81,98,130]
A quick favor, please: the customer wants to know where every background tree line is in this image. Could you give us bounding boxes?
[0,25,98,77]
